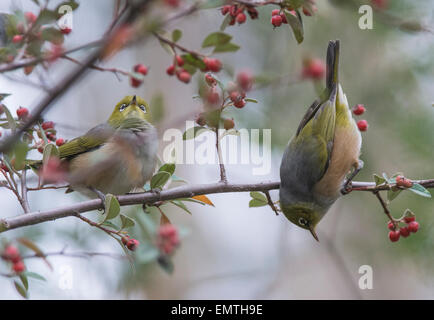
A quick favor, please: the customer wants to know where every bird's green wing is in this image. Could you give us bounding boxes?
[58,123,113,160]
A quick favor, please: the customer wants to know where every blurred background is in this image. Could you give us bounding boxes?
[0,0,433,299]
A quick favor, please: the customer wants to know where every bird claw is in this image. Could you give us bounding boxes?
[341,181,352,195]
[90,187,106,213]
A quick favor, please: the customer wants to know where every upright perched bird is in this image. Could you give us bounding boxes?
[279,40,363,241]
[50,95,158,198]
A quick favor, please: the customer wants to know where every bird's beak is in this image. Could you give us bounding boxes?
[309,225,319,242]
[130,95,137,106]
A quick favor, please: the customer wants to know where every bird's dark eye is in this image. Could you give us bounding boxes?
[139,105,146,113]
[119,104,127,112]
[299,217,308,226]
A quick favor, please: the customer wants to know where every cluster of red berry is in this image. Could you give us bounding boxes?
[130,63,148,88]
[156,224,180,255]
[9,11,72,72]
[270,9,290,27]
[352,104,369,132]
[221,4,258,26]
[388,215,419,242]
[301,58,325,80]
[166,55,222,85]
[1,245,25,274]
[121,235,140,251]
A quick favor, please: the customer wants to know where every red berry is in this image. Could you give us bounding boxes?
[3,245,21,263]
[38,146,44,153]
[271,15,282,27]
[271,9,280,16]
[134,64,148,76]
[404,216,416,223]
[16,107,29,119]
[247,7,258,19]
[234,99,246,109]
[177,71,191,83]
[175,55,184,67]
[166,65,175,76]
[12,261,25,273]
[60,27,72,35]
[164,0,180,7]
[280,13,288,24]
[25,12,37,24]
[205,73,216,86]
[302,59,325,79]
[236,13,246,24]
[130,76,142,88]
[407,221,419,233]
[204,58,222,73]
[224,118,235,130]
[399,227,410,238]
[0,163,9,172]
[236,70,253,91]
[229,91,240,102]
[126,239,139,251]
[357,120,368,132]
[371,0,388,10]
[12,35,23,44]
[387,221,395,231]
[121,235,130,245]
[42,121,55,130]
[55,138,65,146]
[229,17,236,26]
[195,113,206,126]
[206,89,220,105]
[388,230,400,242]
[221,5,231,15]
[352,104,366,115]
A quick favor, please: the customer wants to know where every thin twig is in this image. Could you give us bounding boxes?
[20,170,30,213]
[264,190,279,216]
[215,129,227,183]
[373,191,395,223]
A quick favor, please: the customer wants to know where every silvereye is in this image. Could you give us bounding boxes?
[279,40,363,241]
[55,95,158,198]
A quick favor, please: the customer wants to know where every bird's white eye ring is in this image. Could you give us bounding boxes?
[299,217,308,226]
[119,104,127,111]
[139,105,146,113]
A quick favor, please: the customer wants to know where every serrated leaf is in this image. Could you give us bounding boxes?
[409,183,432,198]
[191,195,214,206]
[183,126,210,140]
[14,281,28,299]
[284,10,304,44]
[120,214,135,229]
[159,163,175,175]
[202,32,232,48]
[171,29,182,42]
[213,42,240,53]
[104,194,120,221]
[250,191,267,203]
[170,200,192,215]
[249,199,268,208]
[150,171,171,189]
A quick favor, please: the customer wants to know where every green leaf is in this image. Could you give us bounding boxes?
[1,104,16,132]
[23,271,46,281]
[41,27,64,45]
[202,32,232,48]
[250,191,267,203]
[182,126,210,140]
[387,189,402,202]
[13,141,28,170]
[120,214,135,229]
[104,194,120,221]
[159,163,176,175]
[0,93,11,102]
[171,29,182,42]
[408,183,432,198]
[14,281,28,299]
[35,9,58,26]
[169,200,192,215]
[42,143,59,167]
[100,220,120,230]
[219,14,232,32]
[181,53,207,70]
[213,42,240,53]
[245,98,258,103]
[284,10,304,44]
[19,274,28,291]
[182,64,197,75]
[249,199,268,208]
[150,171,171,189]
[373,174,386,186]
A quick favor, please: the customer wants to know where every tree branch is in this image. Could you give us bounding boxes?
[0,178,432,234]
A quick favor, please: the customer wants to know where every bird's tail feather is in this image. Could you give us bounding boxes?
[326,40,340,93]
